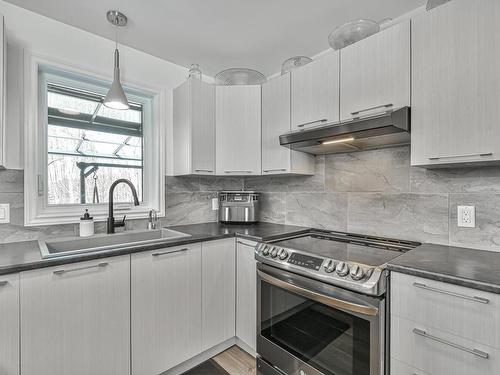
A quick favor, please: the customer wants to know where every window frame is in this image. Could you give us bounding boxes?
[24,52,166,226]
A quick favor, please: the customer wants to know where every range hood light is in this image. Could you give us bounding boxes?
[322,137,354,145]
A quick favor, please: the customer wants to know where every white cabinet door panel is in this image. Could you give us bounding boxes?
[20,255,130,375]
[291,52,340,130]
[391,272,500,349]
[131,244,202,375]
[340,20,410,120]
[0,273,19,375]
[236,239,257,352]
[216,86,261,175]
[202,238,236,350]
[411,0,500,166]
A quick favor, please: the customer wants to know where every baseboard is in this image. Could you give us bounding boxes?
[161,338,236,375]
[235,337,257,358]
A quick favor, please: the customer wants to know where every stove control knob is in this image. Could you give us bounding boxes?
[278,249,288,260]
[262,245,270,256]
[270,247,278,258]
[336,262,350,277]
[324,260,336,273]
[350,265,365,280]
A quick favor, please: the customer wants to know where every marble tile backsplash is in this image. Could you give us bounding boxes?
[2,145,500,251]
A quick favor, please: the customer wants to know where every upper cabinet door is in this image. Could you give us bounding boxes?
[291,51,340,131]
[173,78,215,175]
[216,85,261,175]
[262,74,314,175]
[340,20,410,121]
[411,0,500,167]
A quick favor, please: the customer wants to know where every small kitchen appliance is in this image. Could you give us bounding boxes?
[219,191,260,223]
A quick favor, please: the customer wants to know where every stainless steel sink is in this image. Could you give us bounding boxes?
[38,228,191,259]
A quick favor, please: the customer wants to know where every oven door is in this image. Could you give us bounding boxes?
[257,262,385,375]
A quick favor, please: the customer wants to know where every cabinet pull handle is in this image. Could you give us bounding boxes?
[224,170,252,174]
[263,168,287,173]
[297,119,328,128]
[53,262,109,276]
[194,169,213,172]
[413,328,489,359]
[0,281,8,287]
[152,248,189,257]
[413,282,490,304]
[351,103,393,117]
[428,152,492,161]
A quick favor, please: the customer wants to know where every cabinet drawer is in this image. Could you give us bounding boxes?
[391,357,429,375]
[391,315,499,375]
[391,272,500,349]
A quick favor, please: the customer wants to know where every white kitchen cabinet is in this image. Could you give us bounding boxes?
[201,238,236,350]
[131,244,202,375]
[262,74,314,175]
[391,272,500,375]
[20,255,130,375]
[0,273,19,375]
[173,78,215,175]
[340,20,410,121]
[216,85,261,175]
[0,14,6,169]
[291,51,339,131]
[236,239,257,353]
[411,0,500,167]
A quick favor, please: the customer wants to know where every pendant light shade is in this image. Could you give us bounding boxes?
[104,48,129,110]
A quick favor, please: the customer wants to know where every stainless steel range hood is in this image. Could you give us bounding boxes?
[279,107,410,155]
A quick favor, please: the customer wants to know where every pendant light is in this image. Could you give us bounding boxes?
[104,10,129,110]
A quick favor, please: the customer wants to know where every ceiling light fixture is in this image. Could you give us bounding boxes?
[322,137,355,145]
[104,10,129,110]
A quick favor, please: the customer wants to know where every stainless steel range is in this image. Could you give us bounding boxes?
[255,230,419,375]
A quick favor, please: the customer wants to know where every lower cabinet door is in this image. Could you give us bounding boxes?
[201,238,236,350]
[131,244,202,375]
[236,239,257,352]
[20,255,130,375]
[0,273,19,375]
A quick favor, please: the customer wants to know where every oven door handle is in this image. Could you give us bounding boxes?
[257,269,379,316]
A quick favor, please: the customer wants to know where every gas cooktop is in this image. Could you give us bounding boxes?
[255,230,420,296]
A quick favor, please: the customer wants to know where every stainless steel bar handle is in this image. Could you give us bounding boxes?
[237,241,254,246]
[0,280,8,287]
[194,169,214,172]
[53,262,109,276]
[351,103,393,116]
[297,118,328,128]
[413,282,490,304]
[152,247,189,257]
[224,170,252,174]
[263,168,287,173]
[413,328,489,359]
[258,269,379,316]
[429,152,492,161]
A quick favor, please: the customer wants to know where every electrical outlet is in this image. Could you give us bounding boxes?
[0,203,10,223]
[457,205,475,228]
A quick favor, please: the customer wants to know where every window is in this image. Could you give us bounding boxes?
[46,84,144,205]
[24,53,166,226]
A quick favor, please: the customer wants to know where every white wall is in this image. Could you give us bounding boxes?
[0,0,189,172]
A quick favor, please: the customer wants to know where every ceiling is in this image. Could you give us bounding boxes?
[3,0,426,76]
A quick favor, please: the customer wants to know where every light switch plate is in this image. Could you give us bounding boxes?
[457,205,475,228]
[0,203,10,224]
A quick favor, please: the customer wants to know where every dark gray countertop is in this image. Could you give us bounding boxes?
[387,243,500,294]
[0,222,309,276]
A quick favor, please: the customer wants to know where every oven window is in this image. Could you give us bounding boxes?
[260,281,370,375]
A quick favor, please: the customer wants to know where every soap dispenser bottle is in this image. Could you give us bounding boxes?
[80,209,94,237]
